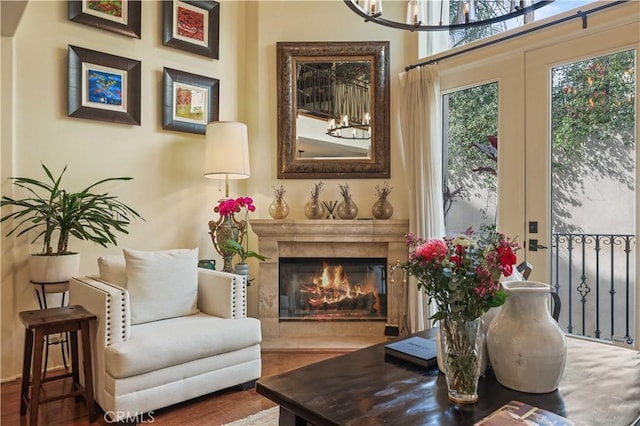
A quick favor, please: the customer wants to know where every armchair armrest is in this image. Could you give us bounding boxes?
[197,269,247,319]
[69,276,130,347]
[69,276,130,410]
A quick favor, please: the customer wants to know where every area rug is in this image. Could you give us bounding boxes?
[223,406,279,426]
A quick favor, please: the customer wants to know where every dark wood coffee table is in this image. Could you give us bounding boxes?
[257,329,640,425]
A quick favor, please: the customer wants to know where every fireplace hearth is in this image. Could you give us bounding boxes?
[251,219,409,339]
[279,257,387,321]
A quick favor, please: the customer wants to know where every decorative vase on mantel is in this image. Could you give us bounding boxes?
[304,197,325,219]
[304,181,326,219]
[371,181,393,219]
[439,316,483,404]
[487,280,567,393]
[337,183,358,220]
[269,185,290,219]
[371,199,393,220]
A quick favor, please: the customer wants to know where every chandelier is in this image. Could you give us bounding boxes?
[343,0,554,31]
[326,114,371,140]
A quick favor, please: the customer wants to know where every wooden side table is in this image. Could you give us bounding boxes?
[31,280,71,377]
[19,305,97,426]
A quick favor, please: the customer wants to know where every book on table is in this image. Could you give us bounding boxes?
[384,336,437,368]
[475,400,575,425]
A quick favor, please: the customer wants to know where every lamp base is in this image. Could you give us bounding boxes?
[208,213,247,273]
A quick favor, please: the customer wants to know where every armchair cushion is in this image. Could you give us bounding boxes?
[98,255,127,287]
[104,313,261,378]
[124,248,199,325]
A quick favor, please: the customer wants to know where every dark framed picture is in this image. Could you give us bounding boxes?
[68,0,142,39]
[162,67,219,134]
[162,1,220,59]
[68,45,141,125]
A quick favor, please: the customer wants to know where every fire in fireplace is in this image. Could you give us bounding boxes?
[279,257,387,321]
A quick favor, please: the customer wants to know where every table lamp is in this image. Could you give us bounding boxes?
[204,121,250,198]
[204,121,251,271]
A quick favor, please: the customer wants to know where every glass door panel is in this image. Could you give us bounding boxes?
[525,24,638,345]
[443,82,499,234]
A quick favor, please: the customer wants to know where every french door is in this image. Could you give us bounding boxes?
[525,23,638,345]
[440,8,639,345]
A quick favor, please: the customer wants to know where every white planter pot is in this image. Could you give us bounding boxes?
[486,280,567,393]
[29,253,80,292]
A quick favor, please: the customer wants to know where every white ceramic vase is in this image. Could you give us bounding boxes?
[480,307,501,335]
[486,280,567,393]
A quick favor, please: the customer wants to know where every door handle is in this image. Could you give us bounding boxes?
[528,239,548,251]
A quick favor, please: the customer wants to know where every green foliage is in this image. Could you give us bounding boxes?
[402,226,519,322]
[1,164,143,255]
[550,51,635,232]
[446,50,635,233]
[448,1,515,48]
[551,51,635,168]
[447,83,498,180]
[221,239,269,264]
[446,83,498,218]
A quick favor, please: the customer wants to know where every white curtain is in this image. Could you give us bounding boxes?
[398,64,446,332]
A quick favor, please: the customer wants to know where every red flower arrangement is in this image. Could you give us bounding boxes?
[402,225,520,322]
[215,197,256,217]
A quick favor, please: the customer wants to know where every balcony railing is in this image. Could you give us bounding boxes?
[296,62,370,124]
[551,233,636,346]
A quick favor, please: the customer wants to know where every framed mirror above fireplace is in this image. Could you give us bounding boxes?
[276,41,390,179]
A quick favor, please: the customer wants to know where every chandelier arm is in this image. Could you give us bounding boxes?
[343,0,555,32]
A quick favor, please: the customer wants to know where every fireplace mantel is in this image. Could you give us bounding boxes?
[251,219,409,339]
[250,219,410,241]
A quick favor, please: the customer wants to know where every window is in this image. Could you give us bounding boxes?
[428,0,597,55]
[442,82,499,234]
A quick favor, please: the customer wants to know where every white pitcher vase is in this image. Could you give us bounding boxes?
[486,280,567,393]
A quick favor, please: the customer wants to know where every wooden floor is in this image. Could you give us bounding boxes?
[1,350,346,426]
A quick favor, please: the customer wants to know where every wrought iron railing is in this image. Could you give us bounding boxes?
[551,233,636,345]
[296,63,369,123]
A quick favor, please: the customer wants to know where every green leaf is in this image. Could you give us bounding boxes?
[0,163,143,254]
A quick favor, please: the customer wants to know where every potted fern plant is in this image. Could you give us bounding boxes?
[1,163,143,284]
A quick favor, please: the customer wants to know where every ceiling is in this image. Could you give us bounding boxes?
[1,1,28,37]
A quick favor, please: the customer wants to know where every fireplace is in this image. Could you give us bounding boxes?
[251,219,409,339]
[279,257,387,321]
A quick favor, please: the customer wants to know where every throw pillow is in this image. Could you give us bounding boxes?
[98,255,127,287]
[124,248,199,325]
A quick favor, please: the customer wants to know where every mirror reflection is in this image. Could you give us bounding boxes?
[295,60,372,159]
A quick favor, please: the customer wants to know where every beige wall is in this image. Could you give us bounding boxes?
[1,1,416,380]
[244,0,414,316]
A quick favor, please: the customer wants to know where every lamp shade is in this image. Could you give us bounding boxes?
[204,121,250,180]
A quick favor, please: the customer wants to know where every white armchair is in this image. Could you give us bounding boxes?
[69,249,262,419]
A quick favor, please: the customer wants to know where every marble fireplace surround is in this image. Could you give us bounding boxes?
[251,219,409,340]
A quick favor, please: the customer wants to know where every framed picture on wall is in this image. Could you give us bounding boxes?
[68,0,142,39]
[68,45,141,125]
[162,67,219,134]
[162,0,220,59]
